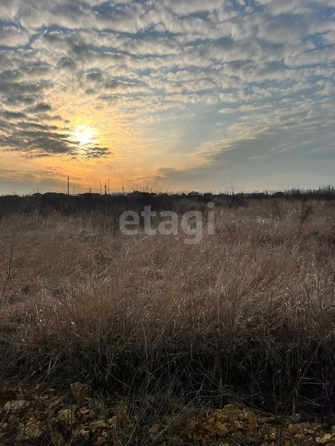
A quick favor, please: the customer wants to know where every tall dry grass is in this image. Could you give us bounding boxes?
[0,198,335,419]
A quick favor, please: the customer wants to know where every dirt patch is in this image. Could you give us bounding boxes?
[1,382,335,445]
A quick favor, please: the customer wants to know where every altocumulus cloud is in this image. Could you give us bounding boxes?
[0,0,335,191]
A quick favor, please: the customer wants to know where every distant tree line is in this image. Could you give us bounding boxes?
[0,186,334,217]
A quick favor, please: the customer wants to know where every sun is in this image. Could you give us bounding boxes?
[74,125,94,146]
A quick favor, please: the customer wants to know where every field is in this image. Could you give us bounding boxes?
[1,193,335,444]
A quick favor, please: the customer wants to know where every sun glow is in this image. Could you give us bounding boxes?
[74,126,94,146]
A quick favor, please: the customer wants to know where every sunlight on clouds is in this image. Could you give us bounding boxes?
[74,125,95,146]
[0,0,335,193]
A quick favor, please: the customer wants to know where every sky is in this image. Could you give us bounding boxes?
[0,0,335,195]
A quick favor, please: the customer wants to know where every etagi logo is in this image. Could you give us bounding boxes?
[119,202,215,245]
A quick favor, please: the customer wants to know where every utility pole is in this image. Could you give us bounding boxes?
[67,177,70,196]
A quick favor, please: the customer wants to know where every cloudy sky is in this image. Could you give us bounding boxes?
[1,0,335,194]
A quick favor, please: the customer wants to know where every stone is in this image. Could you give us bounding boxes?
[18,419,43,441]
[73,427,91,440]
[316,433,333,443]
[57,406,78,430]
[88,420,106,432]
[71,382,90,403]
[215,421,229,437]
[108,417,118,426]
[79,407,96,422]
[4,400,28,412]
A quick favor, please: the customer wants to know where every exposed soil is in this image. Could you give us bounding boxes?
[1,382,335,445]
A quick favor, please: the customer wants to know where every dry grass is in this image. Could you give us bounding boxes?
[1,198,335,420]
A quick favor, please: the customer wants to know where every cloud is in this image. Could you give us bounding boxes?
[0,0,21,21]
[26,102,52,113]
[104,79,150,94]
[161,0,227,16]
[0,26,29,47]
[80,146,111,159]
[0,0,335,191]
[0,110,111,159]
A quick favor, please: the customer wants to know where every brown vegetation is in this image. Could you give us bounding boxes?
[1,197,335,437]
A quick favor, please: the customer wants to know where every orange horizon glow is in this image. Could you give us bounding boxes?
[1,0,335,196]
